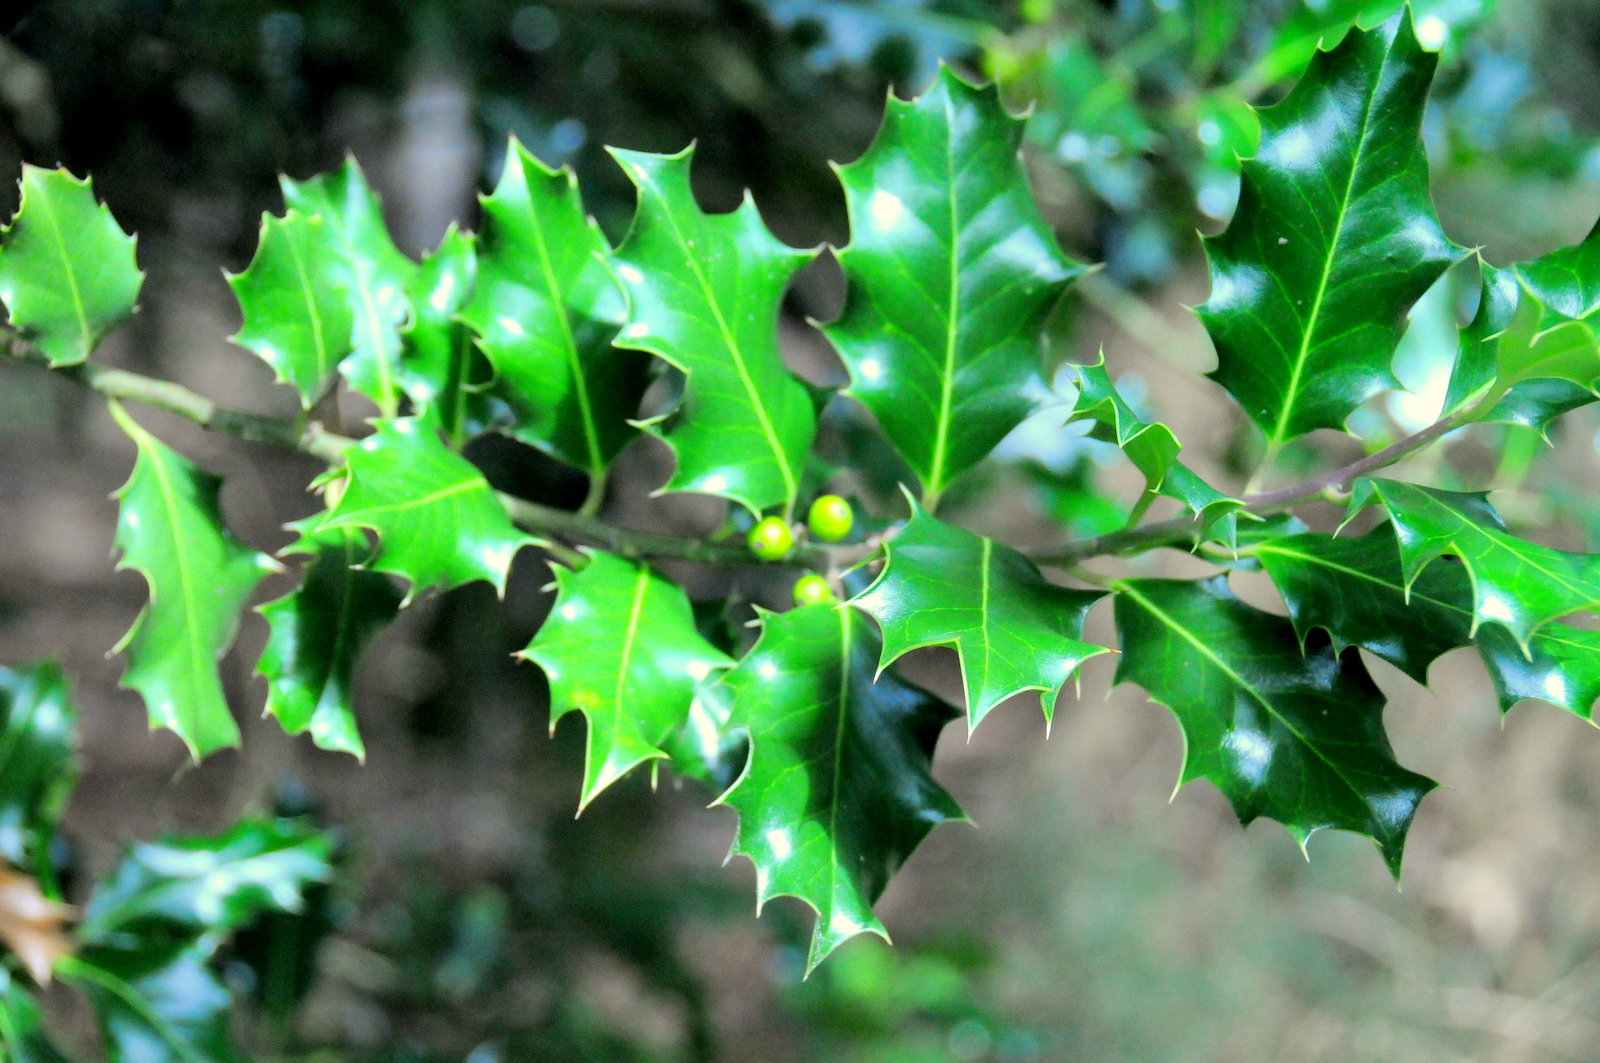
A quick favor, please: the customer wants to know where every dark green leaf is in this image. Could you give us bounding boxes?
[0,166,142,367]
[461,138,649,476]
[1113,576,1434,875]
[609,146,816,516]
[319,417,537,599]
[227,210,353,408]
[718,604,964,973]
[110,403,279,760]
[828,66,1085,505]
[849,504,1107,728]
[519,551,734,810]
[1349,478,1600,650]
[0,663,75,883]
[1198,11,1461,448]
[256,523,401,759]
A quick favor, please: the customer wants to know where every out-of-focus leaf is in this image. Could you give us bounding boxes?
[829,66,1085,506]
[1199,11,1461,448]
[0,664,74,880]
[110,403,280,760]
[718,604,963,973]
[461,138,648,477]
[0,867,71,985]
[0,967,67,1062]
[0,166,142,367]
[850,503,1107,728]
[319,418,537,600]
[279,158,418,417]
[519,551,734,810]
[1114,576,1434,875]
[256,522,401,759]
[226,210,353,408]
[609,145,816,516]
[1349,478,1600,650]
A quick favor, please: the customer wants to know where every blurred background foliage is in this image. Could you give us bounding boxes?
[5,0,1600,1060]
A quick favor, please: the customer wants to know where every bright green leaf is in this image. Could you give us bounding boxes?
[1198,10,1461,449]
[227,210,353,408]
[1490,282,1600,395]
[1113,576,1434,875]
[1349,478,1600,650]
[0,968,68,1063]
[519,551,735,810]
[718,604,964,973]
[461,138,649,477]
[109,403,279,761]
[0,166,142,367]
[609,145,816,516]
[0,663,75,883]
[829,66,1085,506]
[279,158,418,418]
[399,223,481,441]
[256,522,401,760]
[320,417,537,600]
[849,504,1108,728]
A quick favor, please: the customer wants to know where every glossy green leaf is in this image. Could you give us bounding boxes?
[256,522,401,760]
[1486,283,1600,395]
[461,138,649,476]
[1349,478,1600,650]
[520,551,735,810]
[319,417,537,600]
[1258,526,1600,717]
[1198,10,1461,448]
[0,663,75,882]
[0,166,142,367]
[279,158,418,417]
[227,210,353,408]
[399,224,480,440]
[849,504,1108,728]
[110,403,279,760]
[718,604,964,973]
[828,66,1085,506]
[0,968,67,1063]
[1113,576,1434,875]
[609,145,816,516]
[70,818,334,1063]
[1069,355,1242,534]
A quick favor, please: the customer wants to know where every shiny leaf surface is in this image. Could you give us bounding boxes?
[1114,576,1434,875]
[0,166,142,367]
[718,604,963,973]
[461,139,648,475]
[610,146,816,515]
[110,403,279,760]
[256,523,401,759]
[1198,11,1460,447]
[319,418,537,600]
[400,224,480,439]
[520,551,734,810]
[828,66,1085,504]
[849,504,1107,728]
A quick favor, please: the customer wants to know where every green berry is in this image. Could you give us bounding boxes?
[793,573,836,607]
[807,494,853,542]
[747,516,794,560]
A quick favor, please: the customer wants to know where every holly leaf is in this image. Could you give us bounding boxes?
[1113,576,1434,875]
[519,551,735,811]
[718,604,964,973]
[256,523,401,760]
[1486,283,1600,396]
[110,403,280,760]
[70,819,333,1063]
[0,664,75,880]
[279,158,418,417]
[0,967,68,1062]
[1198,10,1461,448]
[226,210,353,408]
[461,138,649,478]
[1069,355,1242,535]
[0,166,143,367]
[849,503,1108,728]
[1258,526,1600,718]
[1348,478,1600,650]
[609,146,816,516]
[399,224,480,440]
[319,417,537,600]
[827,66,1085,506]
